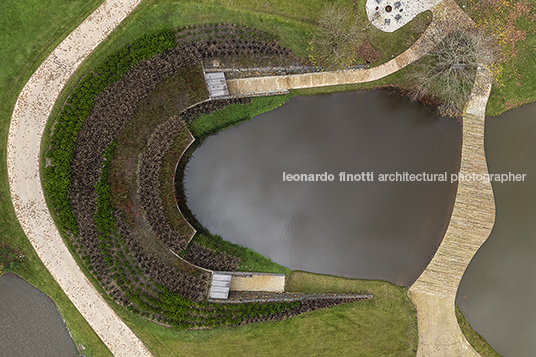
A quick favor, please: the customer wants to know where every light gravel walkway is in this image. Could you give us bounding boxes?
[229,273,285,292]
[7,0,152,356]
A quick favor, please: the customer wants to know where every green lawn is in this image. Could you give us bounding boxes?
[0,0,511,355]
[114,271,418,356]
[456,307,501,357]
[455,0,536,115]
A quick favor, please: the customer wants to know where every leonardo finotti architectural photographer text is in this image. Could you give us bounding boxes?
[282,172,527,184]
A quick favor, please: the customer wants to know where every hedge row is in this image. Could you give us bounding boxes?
[67,39,249,298]
[138,118,190,253]
[44,29,176,236]
[44,27,363,327]
[182,242,239,271]
[94,140,117,234]
[69,45,206,296]
[158,126,198,239]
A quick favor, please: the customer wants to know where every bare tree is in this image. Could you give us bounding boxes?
[309,4,365,69]
[407,28,499,114]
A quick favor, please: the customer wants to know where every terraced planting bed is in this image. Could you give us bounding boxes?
[43,25,371,329]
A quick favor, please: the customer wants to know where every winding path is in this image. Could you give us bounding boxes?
[7,0,493,356]
[7,0,152,356]
[227,0,472,96]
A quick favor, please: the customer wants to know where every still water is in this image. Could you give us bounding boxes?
[183,90,461,286]
[457,102,536,357]
[0,274,78,357]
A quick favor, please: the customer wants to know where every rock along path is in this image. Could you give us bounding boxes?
[7,0,153,356]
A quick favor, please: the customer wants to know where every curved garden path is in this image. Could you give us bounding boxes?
[227,0,472,96]
[7,0,152,356]
[7,0,494,355]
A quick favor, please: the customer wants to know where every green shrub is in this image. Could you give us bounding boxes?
[94,141,118,233]
[44,29,176,236]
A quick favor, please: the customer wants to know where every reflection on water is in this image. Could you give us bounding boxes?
[0,274,78,357]
[183,90,461,286]
[457,102,536,357]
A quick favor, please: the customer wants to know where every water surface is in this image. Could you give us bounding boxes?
[457,102,536,357]
[0,274,78,357]
[183,90,461,285]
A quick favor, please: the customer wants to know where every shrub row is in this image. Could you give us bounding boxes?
[180,97,252,124]
[138,117,189,253]
[45,29,176,236]
[158,126,198,239]
[69,45,205,295]
[45,28,335,326]
[94,141,118,234]
[176,23,280,47]
[182,242,239,271]
[137,254,210,302]
[238,297,368,326]
[68,39,256,296]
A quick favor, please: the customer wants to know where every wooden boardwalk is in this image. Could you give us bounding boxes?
[408,65,495,356]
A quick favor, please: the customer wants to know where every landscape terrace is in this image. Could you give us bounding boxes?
[1,0,534,356]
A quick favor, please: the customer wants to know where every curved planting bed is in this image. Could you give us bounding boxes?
[43,25,370,328]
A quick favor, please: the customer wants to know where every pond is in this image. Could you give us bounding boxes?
[457,102,536,357]
[182,89,462,286]
[0,274,78,357]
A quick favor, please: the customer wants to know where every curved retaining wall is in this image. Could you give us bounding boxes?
[172,126,197,244]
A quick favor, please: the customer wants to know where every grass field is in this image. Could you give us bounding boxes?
[112,271,418,356]
[455,0,536,115]
[456,307,502,357]
[0,0,514,355]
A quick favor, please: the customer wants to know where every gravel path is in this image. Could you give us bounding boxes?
[403,2,496,357]
[7,0,152,356]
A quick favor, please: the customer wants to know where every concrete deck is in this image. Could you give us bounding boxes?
[230,273,285,293]
[366,0,444,33]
